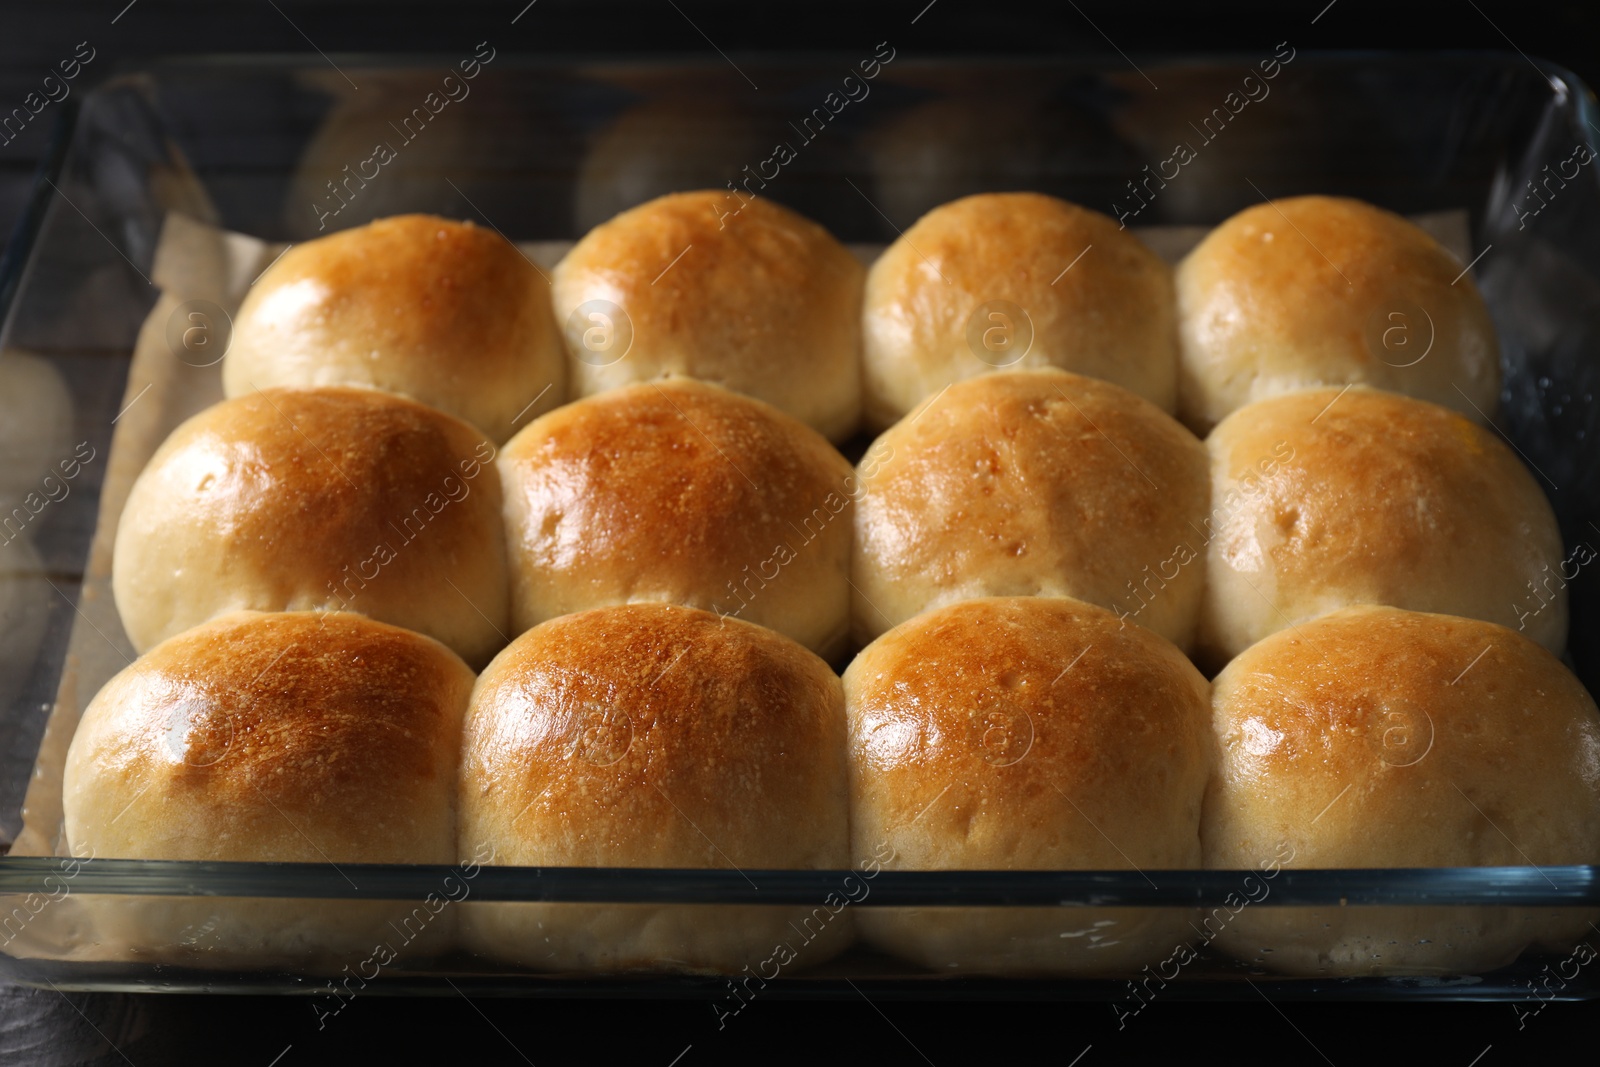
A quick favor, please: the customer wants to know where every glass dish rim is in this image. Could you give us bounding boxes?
[2,857,1598,907]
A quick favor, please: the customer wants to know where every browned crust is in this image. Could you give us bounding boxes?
[1199,386,1566,658]
[64,611,474,862]
[174,387,499,569]
[1204,605,1600,868]
[1176,195,1500,429]
[553,191,863,438]
[112,385,509,664]
[462,603,848,869]
[853,369,1208,646]
[862,192,1177,424]
[844,597,1212,869]
[228,214,561,440]
[499,378,853,632]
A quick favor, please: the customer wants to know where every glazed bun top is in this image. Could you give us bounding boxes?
[861,192,1177,428]
[225,214,564,443]
[1176,195,1500,431]
[63,610,474,863]
[462,602,847,869]
[111,386,508,667]
[844,596,1212,870]
[1197,385,1565,663]
[851,368,1209,650]
[1205,605,1600,869]
[552,190,864,441]
[496,377,854,655]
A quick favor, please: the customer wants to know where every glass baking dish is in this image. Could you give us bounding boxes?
[1,51,1598,1000]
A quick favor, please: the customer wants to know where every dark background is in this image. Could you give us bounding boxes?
[4,0,1599,248]
[1,1,1596,1062]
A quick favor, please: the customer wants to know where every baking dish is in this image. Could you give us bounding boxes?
[1,52,1598,999]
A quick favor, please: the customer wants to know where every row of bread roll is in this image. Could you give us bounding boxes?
[224,192,1500,447]
[111,367,1567,681]
[224,201,864,444]
[856,597,1600,978]
[870,192,1500,431]
[109,379,853,667]
[855,368,1566,664]
[59,605,847,972]
[61,596,1600,977]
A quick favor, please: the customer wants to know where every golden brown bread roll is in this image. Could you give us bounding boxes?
[61,611,473,965]
[1176,195,1500,432]
[1204,605,1600,975]
[861,192,1177,430]
[459,602,851,973]
[225,214,564,443]
[551,190,863,441]
[1198,386,1565,667]
[113,386,509,668]
[499,378,854,658]
[845,597,1212,975]
[851,369,1209,650]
